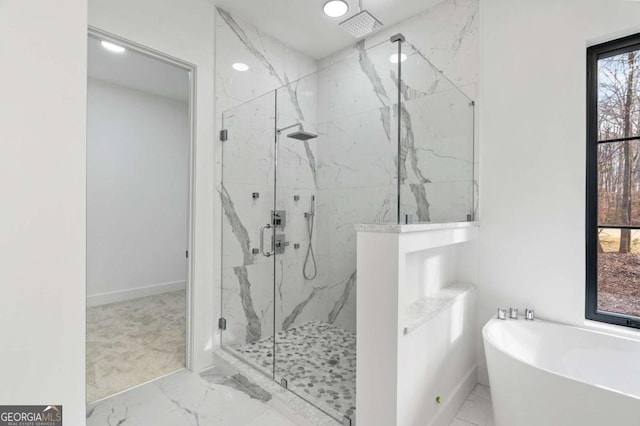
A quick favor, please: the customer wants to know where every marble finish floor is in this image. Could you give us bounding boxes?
[450,384,495,426]
[87,352,493,426]
[86,290,185,402]
[231,322,356,420]
[87,369,302,426]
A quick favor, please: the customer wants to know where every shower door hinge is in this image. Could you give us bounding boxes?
[186,250,189,258]
[342,416,353,426]
[218,317,227,330]
[280,378,288,389]
[219,129,228,141]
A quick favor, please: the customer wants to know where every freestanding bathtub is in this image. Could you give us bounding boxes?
[483,317,640,426]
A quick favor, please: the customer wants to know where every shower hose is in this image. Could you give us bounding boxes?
[303,212,317,280]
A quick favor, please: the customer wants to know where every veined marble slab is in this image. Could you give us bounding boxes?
[213,350,341,426]
[355,221,479,233]
[402,282,475,335]
[86,369,296,426]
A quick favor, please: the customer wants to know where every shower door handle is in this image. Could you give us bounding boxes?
[260,224,274,257]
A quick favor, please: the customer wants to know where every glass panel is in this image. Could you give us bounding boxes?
[218,34,478,421]
[597,228,640,316]
[220,91,276,376]
[272,40,398,422]
[597,140,640,226]
[598,48,640,141]
[398,42,475,223]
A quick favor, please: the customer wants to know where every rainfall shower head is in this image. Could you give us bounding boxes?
[287,130,318,141]
[277,123,318,140]
[339,0,382,38]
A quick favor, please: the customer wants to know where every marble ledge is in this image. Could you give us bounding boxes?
[355,221,479,234]
[402,282,475,335]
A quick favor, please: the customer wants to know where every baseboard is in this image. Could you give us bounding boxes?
[87,280,186,307]
[431,364,478,426]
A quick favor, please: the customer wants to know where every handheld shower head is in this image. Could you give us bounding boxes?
[305,195,315,218]
[303,195,318,280]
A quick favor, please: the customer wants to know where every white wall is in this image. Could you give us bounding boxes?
[87,78,189,306]
[88,0,216,371]
[0,0,86,423]
[478,0,640,384]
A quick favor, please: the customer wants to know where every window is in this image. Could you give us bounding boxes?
[587,33,640,328]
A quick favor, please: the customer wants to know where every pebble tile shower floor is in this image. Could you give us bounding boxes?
[231,321,356,420]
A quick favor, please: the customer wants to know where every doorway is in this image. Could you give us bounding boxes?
[85,29,196,403]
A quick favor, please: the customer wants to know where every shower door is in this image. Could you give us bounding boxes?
[220,91,277,377]
[220,38,405,424]
[272,81,326,410]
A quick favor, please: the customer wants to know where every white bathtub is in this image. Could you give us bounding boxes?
[483,318,640,426]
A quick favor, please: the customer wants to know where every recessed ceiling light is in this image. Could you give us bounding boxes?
[323,0,349,18]
[101,40,125,53]
[232,62,249,72]
[389,53,407,64]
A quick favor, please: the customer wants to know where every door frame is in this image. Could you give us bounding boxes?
[87,26,198,371]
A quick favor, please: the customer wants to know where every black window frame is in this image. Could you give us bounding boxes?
[586,32,640,329]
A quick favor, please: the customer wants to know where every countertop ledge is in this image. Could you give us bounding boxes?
[355,221,479,233]
[403,282,475,335]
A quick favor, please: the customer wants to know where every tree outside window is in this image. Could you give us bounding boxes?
[588,34,640,327]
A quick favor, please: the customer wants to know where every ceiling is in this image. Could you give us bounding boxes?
[87,36,189,102]
[214,0,446,59]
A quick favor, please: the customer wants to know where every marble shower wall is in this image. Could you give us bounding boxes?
[215,0,479,347]
[397,40,476,223]
[319,0,479,220]
[313,0,479,332]
[216,7,348,348]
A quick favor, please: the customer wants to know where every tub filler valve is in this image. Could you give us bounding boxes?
[525,309,534,320]
[497,308,507,320]
[509,308,519,319]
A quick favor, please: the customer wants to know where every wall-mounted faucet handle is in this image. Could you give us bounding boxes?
[497,308,507,320]
[509,308,519,319]
[525,309,534,320]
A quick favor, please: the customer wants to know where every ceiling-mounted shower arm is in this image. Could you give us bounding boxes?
[276,123,303,135]
[276,122,318,141]
[390,33,405,43]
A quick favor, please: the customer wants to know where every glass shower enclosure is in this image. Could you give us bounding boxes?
[219,35,474,423]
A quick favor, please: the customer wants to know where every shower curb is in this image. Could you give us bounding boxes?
[209,349,341,426]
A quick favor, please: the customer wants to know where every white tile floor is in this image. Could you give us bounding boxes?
[450,384,495,426]
[86,370,300,426]
[87,362,493,426]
